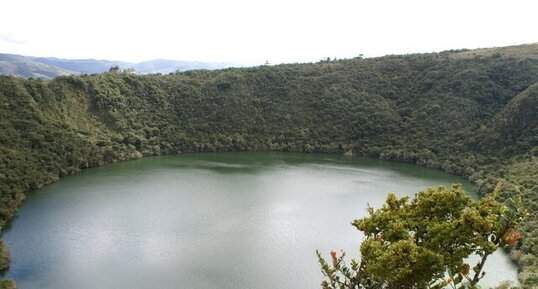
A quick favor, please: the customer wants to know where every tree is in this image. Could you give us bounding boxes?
[108,65,120,73]
[317,183,526,289]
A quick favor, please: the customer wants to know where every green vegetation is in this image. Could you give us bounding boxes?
[0,240,8,273]
[0,44,537,286]
[0,280,16,289]
[317,183,526,289]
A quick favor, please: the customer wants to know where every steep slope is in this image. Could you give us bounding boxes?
[492,82,538,149]
[0,47,537,286]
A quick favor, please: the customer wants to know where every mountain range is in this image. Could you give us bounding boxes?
[0,53,240,78]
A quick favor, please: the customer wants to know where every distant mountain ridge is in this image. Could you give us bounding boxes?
[2,43,537,79]
[0,53,240,78]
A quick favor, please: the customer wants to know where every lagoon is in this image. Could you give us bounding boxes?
[3,153,518,289]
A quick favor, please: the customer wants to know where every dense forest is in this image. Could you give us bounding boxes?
[0,44,537,287]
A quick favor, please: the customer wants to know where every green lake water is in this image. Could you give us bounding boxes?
[3,152,519,288]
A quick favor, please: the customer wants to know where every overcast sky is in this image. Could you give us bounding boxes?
[1,0,536,65]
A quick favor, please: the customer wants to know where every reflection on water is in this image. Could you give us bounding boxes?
[3,152,518,289]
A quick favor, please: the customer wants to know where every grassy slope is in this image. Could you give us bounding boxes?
[452,43,538,60]
[0,45,537,287]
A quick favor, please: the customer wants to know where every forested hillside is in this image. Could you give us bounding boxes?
[0,45,537,287]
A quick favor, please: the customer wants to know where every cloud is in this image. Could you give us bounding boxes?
[0,33,26,45]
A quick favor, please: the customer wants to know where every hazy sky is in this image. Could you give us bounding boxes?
[1,0,536,65]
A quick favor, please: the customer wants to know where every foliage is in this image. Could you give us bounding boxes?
[317,183,526,289]
[0,241,8,273]
[0,280,15,289]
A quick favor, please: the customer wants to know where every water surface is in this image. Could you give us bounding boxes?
[3,153,518,288]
